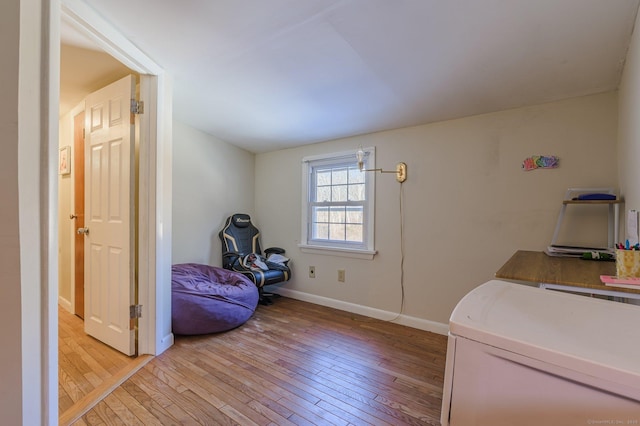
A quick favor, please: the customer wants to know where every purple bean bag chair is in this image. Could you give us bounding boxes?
[171,263,259,335]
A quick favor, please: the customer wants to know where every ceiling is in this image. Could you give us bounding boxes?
[60,0,640,154]
[60,44,133,116]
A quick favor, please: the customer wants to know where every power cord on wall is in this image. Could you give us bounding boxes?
[349,158,406,324]
[386,180,406,322]
[350,180,406,324]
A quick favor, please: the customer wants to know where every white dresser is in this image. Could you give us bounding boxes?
[441,280,640,426]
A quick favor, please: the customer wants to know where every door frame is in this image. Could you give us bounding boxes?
[60,0,174,354]
[73,107,84,318]
[46,0,173,423]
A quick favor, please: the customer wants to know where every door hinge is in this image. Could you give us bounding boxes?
[130,99,144,114]
[130,304,143,319]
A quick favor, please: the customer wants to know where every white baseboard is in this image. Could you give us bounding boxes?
[156,333,174,356]
[58,296,73,314]
[273,288,449,336]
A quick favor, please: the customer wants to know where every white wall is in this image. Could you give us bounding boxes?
[618,10,640,213]
[255,92,619,328]
[0,1,25,422]
[1,0,56,424]
[172,120,255,265]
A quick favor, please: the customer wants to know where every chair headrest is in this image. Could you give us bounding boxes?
[231,213,252,228]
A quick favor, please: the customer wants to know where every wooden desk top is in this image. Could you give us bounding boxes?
[495,250,640,295]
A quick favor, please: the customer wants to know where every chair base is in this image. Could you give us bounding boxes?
[259,289,281,305]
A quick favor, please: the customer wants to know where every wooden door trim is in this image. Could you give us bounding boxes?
[73,110,85,318]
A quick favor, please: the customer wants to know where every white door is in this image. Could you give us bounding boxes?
[82,75,136,356]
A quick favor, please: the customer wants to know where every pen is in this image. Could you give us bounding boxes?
[616,242,640,250]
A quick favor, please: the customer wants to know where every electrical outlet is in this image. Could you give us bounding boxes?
[309,266,316,278]
[338,269,345,282]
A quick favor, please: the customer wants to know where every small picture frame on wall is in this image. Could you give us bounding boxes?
[59,146,71,175]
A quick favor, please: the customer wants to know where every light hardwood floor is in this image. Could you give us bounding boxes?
[65,297,448,425]
[58,307,151,424]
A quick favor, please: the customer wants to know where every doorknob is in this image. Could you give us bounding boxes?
[77,227,90,235]
[70,214,78,220]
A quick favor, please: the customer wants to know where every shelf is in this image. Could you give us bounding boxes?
[551,188,623,250]
[562,199,624,205]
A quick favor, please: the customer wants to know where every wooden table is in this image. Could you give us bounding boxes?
[495,250,640,300]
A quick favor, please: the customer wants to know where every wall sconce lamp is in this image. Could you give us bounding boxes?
[356,146,407,183]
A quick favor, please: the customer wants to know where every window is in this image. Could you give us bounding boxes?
[300,148,376,258]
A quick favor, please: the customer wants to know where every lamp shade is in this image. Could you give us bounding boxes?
[356,147,365,171]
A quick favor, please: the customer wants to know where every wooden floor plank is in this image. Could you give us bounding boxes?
[98,393,144,426]
[108,387,164,426]
[58,306,151,424]
[60,356,153,426]
[116,380,179,425]
[74,297,448,425]
[141,356,257,425]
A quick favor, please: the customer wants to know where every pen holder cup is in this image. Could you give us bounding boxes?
[616,249,640,278]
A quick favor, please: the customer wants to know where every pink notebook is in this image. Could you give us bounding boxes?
[600,275,640,288]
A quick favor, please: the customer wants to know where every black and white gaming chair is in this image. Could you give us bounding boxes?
[219,213,291,304]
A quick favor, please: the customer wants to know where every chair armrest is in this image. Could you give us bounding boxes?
[222,251,242,268]
[222,251,241,259]
[265,247,285,255]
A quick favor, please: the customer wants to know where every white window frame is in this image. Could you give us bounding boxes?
[299,148,377,260]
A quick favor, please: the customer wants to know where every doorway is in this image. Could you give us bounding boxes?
[60,73,139,351]
[58,43,133,314]
[58,68,140,420]
[50,2,175,423]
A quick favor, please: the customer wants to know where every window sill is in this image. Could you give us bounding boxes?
[298,244,377,260]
